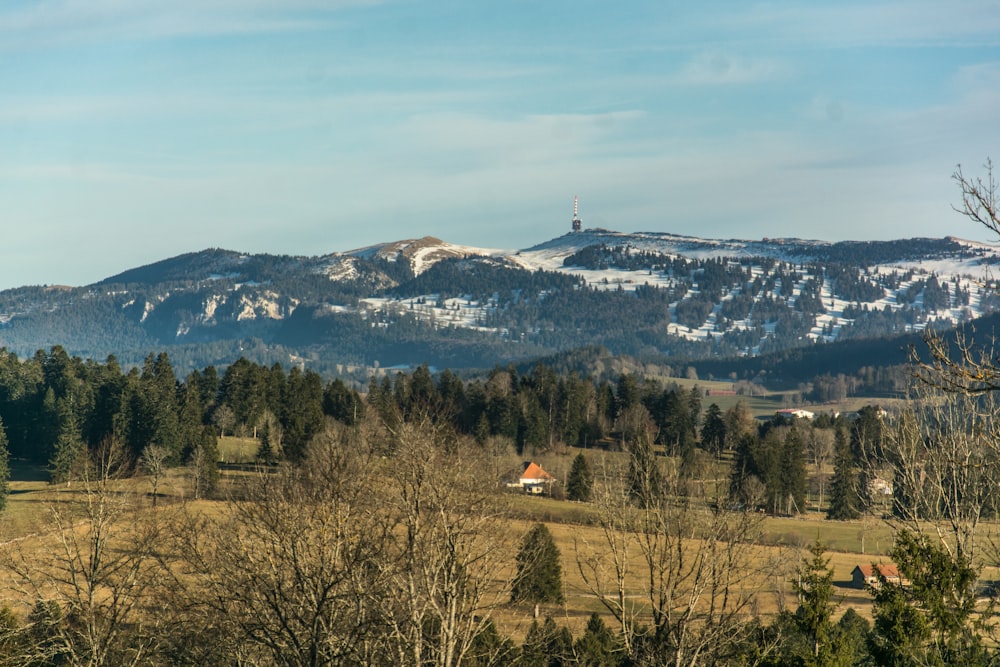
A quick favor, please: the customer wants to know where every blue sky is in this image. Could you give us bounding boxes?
[1,0,999,289]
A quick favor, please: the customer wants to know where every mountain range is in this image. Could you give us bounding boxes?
[2,229,999,380]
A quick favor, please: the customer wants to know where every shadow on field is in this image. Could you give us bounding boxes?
[11,461,50,483]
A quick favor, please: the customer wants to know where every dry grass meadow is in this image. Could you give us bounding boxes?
[0,452,905,644]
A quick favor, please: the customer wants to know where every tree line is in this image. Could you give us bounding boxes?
[0,341,994,663]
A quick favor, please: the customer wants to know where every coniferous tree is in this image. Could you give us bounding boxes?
[868,529,987,666]
[656,389,696,457]
[463,620,517,667]
[758,429,785,514]
[140,352,181,461]
[730,432,762,507]
[791,542,847,665]
[827,426,862,520]
[781,427,808,515]
[835,609,872,666]
[575,613,622,667]
[723,401,755,453]
[177,379,207,463]
[511,524,564,605]
[281,367,325,461]
[49,403,86,484]
[323,378,365,425]
[700,402,727,455]
[566,452,593,502]
[519,617,573,667]
[188,431,220,500]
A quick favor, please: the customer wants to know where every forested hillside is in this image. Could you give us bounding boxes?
[0,231,996,377]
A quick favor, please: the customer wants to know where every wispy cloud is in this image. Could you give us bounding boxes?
[0,0,377,50]
[725,1,1000,48]
[673,52,790,85]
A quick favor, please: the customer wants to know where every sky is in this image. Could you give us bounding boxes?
[2,0,1000,289]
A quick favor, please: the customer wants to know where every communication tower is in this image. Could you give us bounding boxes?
[571,195,582,232]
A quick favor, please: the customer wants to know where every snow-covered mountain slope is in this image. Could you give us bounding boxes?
[345,230,1000,349]
[510,230,1000,275]
[1,228,999,372]
[336,236,507,275]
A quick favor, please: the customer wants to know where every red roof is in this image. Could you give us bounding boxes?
[856,563,900,579]
[521,462,554,481]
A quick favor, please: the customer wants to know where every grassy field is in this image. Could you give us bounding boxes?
[493,509,885,640]
[217,435,260,463]
[0,457,916,644]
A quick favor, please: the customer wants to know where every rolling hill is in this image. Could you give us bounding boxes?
[0,229,998,378]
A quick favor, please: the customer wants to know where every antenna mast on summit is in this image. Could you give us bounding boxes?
[572,195,582,232]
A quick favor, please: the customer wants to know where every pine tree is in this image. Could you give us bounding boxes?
[566,452,593,502]
[868,529,987,666]
[827,426,862,520]
[463,620,516,667]
[792,542,840,663]
[700,402,727,456]
[781,427,808,515]
[511,524,564,605]
[49,402,86,485]
[520,617,573,667]
[729,432,761,507]
[575,613,621,666]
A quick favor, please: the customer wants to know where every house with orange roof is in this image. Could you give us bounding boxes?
[516,461,556,495]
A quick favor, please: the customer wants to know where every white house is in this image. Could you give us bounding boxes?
[517,462,556,495]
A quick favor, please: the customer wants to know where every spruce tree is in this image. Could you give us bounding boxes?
[575,613,621,666]
[511,524,564,605]
[730,432,762,508]
[49,404,86,485]
[792,542,840,663]
[781,427,808,515]
[520,617,573,667]
[827,426,862,520]
[700,402,727,456]
[566,452,593,502]
[868,529,987,666]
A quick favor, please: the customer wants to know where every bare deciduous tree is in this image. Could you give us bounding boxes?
[808,428,834,511]
[211,403,236,438]
[374,417,518,667]
[170,421,385,667]
[577,447,773,667]
[875,388,1000,564]
[139,443,169,507]
[169,414,517,667]
[2,438,168,667]
[915,160,1000,395]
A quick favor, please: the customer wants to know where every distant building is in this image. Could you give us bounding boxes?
[512,461,556,495]
[853,563,907,589]
[776,408,814,420]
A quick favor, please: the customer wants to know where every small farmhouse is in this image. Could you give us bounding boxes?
[852,563,906,589]
[515,461,556,495]
[776,408,814,420]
